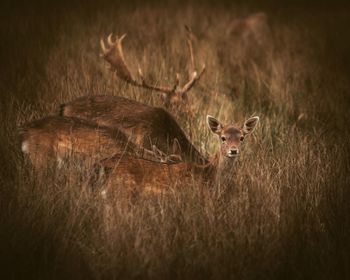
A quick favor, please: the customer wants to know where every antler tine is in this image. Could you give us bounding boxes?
[116,33,127,58]
[180,63,206,94]
[138,65,152,89]
[107,33,114,45]
[151,145,183,163]
[100,38,107,54]
[177,26,206,95]
[137,66,144,81]
[104,33,138,84]
[172,73,180,91]
[100,33,176,95]
[185,25,195,77]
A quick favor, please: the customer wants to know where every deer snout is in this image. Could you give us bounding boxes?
[227,148,239,157]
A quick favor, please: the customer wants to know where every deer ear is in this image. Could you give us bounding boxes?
[207,115,223,135]
[243,116,259,135]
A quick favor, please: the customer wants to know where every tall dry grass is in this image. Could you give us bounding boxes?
[0,1,350,279]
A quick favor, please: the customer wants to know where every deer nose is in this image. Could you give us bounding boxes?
[228,149,239,157]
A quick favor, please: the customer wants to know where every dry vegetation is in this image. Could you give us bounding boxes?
[1,1,350,279]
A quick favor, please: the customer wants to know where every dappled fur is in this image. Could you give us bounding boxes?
[92,153,216,194]
[19,116,139,169]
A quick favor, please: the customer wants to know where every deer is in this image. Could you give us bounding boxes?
[59,27,207,165]
[19,116,172,170]
[90,115,260,194]
[229,12,271,48]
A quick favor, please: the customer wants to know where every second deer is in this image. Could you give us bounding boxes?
[19,116,169,170]
[91,115,260,194]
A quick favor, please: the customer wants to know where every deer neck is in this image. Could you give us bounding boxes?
[212,152,237,183]
[191,152,237,184]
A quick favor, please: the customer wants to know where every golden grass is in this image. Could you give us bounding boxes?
[0,1,350,279]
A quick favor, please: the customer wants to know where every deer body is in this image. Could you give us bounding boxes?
[58,29,206,164]
[20,29,206,170]
[92,115,259,193]
[229,12,270,46]
[19,116,140,169]
[60,95,207,164]
[93,154,199,194]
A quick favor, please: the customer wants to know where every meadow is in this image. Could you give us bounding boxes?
[0,1,349,279]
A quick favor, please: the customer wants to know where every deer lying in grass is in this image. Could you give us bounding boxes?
[60,27,206,164]
[19,116,168,170]
[91,115,259,194]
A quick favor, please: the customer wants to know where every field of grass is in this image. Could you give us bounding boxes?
[0,1,350,279]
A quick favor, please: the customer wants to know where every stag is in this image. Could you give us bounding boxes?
[91,115,259,194]
[60,27,206,164]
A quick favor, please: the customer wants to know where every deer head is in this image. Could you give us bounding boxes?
[207,115,259,158]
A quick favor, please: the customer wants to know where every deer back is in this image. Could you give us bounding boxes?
[19,116,138,169]
[60,95,207,164]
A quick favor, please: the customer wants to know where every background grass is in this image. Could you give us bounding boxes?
[0,0,350,279]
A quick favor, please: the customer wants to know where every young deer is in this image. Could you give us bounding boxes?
[19,116,164,170]
[60,27,206,164]
[91,115,259,194]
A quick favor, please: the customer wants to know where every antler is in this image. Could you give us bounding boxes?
[100,29,205,100]
[151,145,183,163]
[182,25,206,95]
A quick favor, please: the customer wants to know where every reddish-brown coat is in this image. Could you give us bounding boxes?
[92,153,216,194]
[19,116,139,169]
[91,116,259,193]
[61,95,207,164]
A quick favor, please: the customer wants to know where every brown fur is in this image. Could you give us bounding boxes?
[92,153,215,195]
[58,30,206,165]
[19,116,140,169]
[60,95,207,164]
[92,116,259,194]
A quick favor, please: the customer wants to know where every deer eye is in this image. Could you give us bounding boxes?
[240,136,244,142]
[221,136,226,142]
